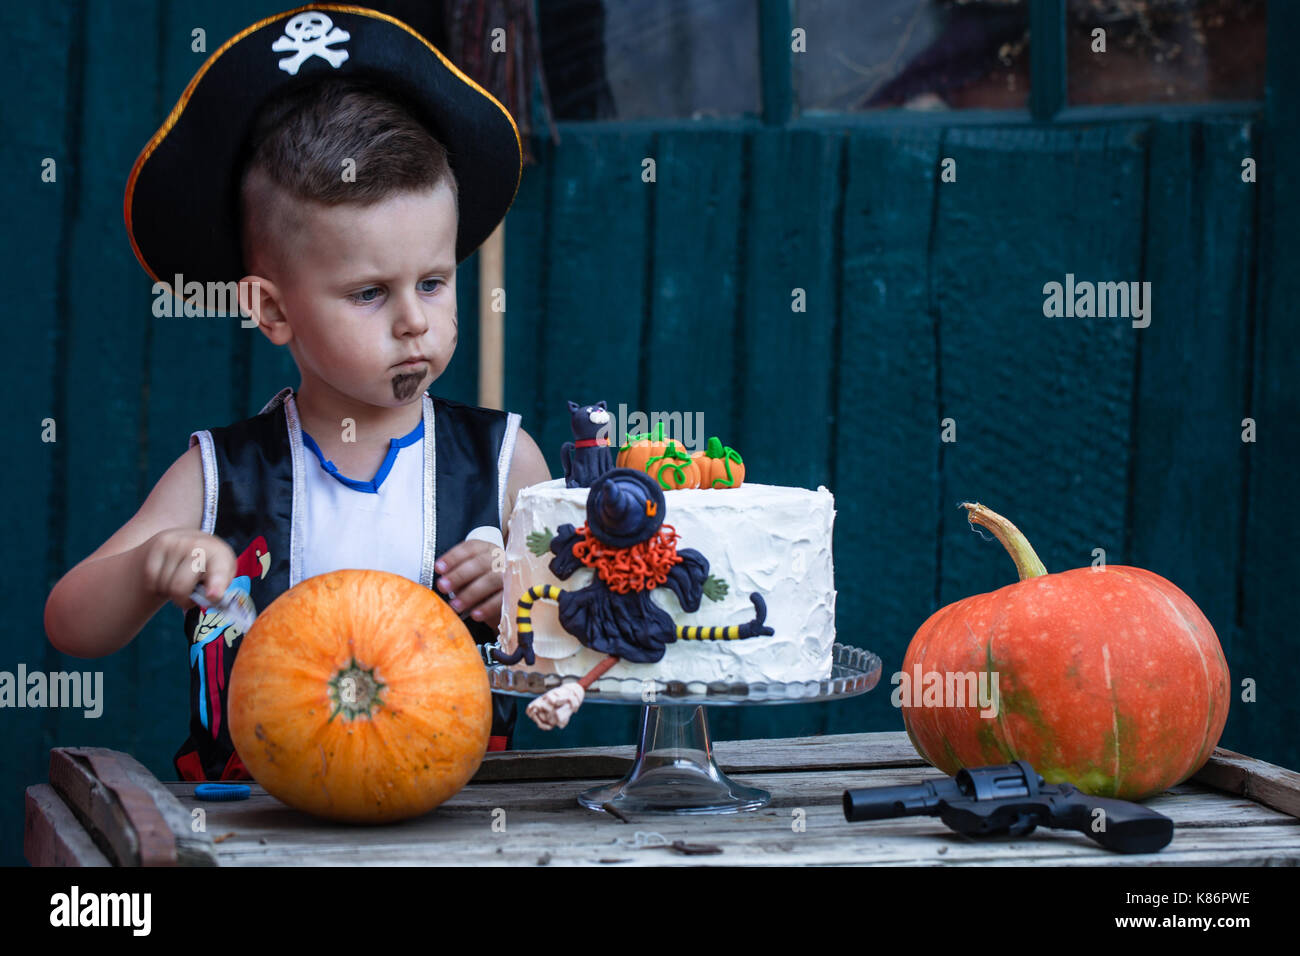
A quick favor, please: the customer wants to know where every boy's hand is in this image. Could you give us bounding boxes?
[143,529,239,610]
[435,539,505,629]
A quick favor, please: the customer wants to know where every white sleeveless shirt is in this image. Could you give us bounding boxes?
[299,417,425,582]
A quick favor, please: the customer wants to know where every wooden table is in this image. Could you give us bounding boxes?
[25,732,1300,866]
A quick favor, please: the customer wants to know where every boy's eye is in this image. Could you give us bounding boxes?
[351,287,383,303]
[418,278,443,294]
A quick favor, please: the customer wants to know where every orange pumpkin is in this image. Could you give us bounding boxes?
[692,436,745,489]
[901,504,1230,801]
[228,569,491,823]
[617,422,700,490]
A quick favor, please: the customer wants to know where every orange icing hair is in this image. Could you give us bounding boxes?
[571,524,683,594]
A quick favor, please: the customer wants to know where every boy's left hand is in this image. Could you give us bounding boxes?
[435,540,505,630]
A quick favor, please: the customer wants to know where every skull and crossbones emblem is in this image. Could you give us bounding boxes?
[271,12,351,76]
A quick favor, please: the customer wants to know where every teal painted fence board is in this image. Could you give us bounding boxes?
[52,0,162,772]
[503,137,551,436]
[825,127,944,737]
[724,127,843,742]
[1132,118,1256,696]
[510,128,658,750]
[1238,4,1300,776]
[137,0,247,775]
[934,124,1146,608]
[0,0,79,870]
[536,127,655,471]
[643,129,745,442]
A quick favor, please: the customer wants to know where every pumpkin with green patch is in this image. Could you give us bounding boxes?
[617,422,700,490]
[900,503,1230,801]
[692,436,745,489]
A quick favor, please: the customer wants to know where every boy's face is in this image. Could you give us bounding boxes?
[260,181,459,407]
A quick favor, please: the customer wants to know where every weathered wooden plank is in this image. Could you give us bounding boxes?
[933,124,1147,605]
[640,130,746,442]
[829,127,944,738]
[152,722,1300,865]
[196,770,1300,866]
[24,785,113,867]
[474,730,928,781]
[214,829,1300,867]
[1131,119,1255,666]
[83,747,218,865]
[79,749,178,865]
[49,747,141,866]
[159,735,1296,867]
[1193,747,1300,820]
[50,746,218,866]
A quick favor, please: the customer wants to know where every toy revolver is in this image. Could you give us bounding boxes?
[842,760,1173,854]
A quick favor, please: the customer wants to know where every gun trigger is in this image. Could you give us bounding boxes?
[1008,812,1038,837]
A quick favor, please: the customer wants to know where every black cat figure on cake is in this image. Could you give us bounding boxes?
[560,400,614,488]
[492,468,774,729]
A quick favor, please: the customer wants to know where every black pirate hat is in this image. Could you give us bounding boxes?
[125,4,521,287]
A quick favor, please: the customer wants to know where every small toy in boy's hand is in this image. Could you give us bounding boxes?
[560,400,614,488]
[190,583,257,634]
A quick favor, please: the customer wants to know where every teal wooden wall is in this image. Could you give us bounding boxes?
[1,0,1295,866]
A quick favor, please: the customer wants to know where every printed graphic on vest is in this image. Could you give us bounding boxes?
[189,536,271,739]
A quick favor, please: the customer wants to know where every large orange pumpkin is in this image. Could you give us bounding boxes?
[900,503,1230,801]
[228,569,491,823]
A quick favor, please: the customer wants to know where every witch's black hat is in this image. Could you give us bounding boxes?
[586,469,668,548]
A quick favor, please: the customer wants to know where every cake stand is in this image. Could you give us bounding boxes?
[486,643,882,815]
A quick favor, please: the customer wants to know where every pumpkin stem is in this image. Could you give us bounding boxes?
[960,502,1048,581]
[328,658,386,721]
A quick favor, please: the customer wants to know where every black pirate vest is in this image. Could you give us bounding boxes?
[174,386,520,781]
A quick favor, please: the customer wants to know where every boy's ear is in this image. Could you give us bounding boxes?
[238,275,290,344]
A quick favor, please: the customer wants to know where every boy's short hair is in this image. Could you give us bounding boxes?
[238,77,459,275]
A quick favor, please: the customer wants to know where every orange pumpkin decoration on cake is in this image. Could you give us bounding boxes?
[228,569,491,823]
[692,436,745,489]
[617,422,700,490]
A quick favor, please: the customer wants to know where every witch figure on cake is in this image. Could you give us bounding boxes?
[492,466,774,729]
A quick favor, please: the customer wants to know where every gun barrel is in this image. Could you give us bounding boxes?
[842,779,960,821]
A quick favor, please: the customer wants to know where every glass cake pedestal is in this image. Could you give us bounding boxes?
[487,643,882,815]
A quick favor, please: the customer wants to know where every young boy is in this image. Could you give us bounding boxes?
[42,8,550,780]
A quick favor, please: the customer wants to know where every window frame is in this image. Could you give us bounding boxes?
[758,0,1266,126]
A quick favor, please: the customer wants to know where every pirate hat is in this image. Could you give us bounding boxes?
[125,4,522,288]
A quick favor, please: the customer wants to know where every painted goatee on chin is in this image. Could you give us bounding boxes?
[392,369,426,401]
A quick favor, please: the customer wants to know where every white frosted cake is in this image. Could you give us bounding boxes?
[498,478,837,684]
